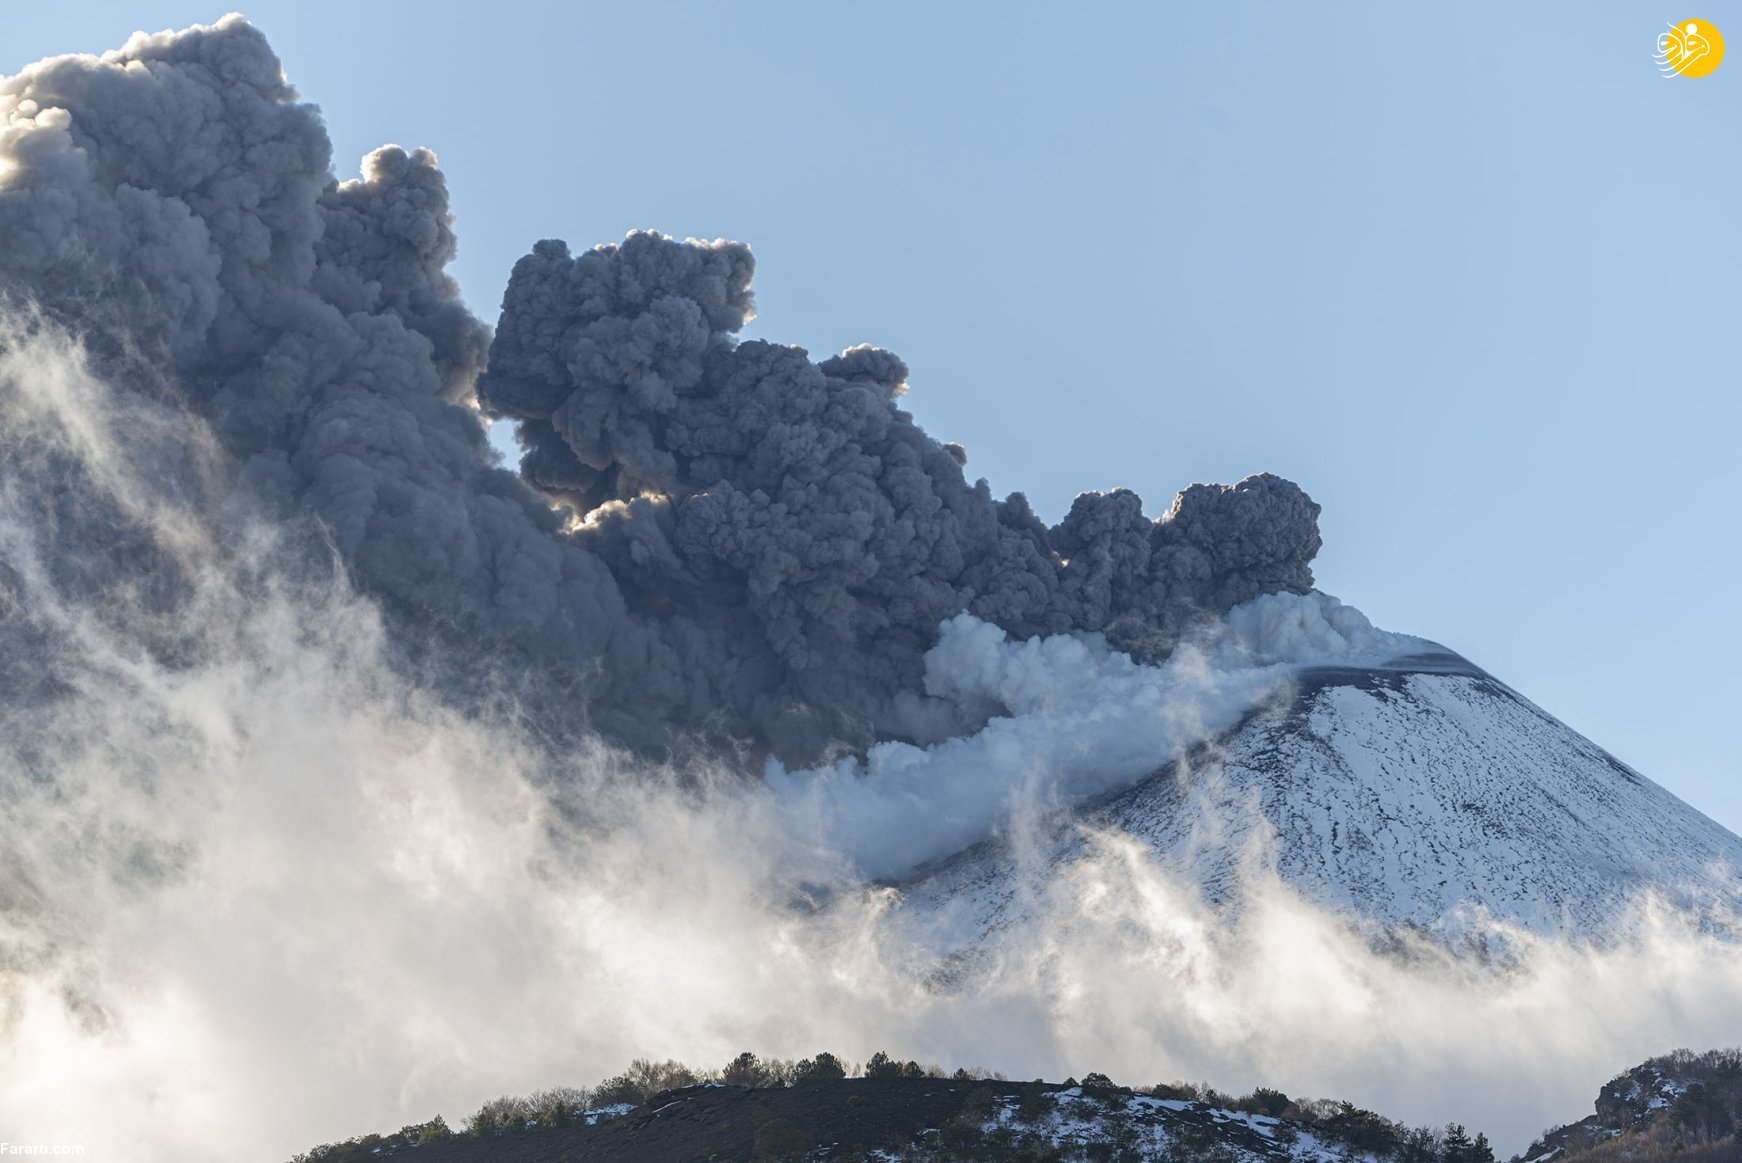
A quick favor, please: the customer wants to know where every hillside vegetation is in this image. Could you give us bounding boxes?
[290,1050,1501,1162]
[1523,1048,1742,1161]
[291,1046,1742,1162]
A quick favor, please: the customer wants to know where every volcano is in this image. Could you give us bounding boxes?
[890,639,1742,954]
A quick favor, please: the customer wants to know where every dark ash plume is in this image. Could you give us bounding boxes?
[478,235,1322,752]
[0,15,1321,764]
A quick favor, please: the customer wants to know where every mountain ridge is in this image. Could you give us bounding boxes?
[889,643,1742,958]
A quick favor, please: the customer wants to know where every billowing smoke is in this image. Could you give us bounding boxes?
[0,14,1318,763]
[4,18,1739,1163]
[479,236,1320,756]
[0,350,1737,1158]
[767,592,1421,879]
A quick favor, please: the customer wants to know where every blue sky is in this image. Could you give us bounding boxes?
[8,2,1739,831]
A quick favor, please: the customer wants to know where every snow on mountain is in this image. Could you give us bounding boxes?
[971,1086,1389,1163]
[770,591,1438,881]
[883,629,1742,953]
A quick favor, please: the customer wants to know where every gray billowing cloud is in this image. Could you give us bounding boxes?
[478,235,1322,753]
[0,15,1320,763]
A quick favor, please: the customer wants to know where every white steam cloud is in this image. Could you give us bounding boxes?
[769,593,1425,879]
[3,322,1741,1163]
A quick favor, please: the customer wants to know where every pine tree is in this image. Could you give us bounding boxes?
[793,1051,847,1085]
[1397,1125,1438,1162]
[722,1051,767,1087]
[863,1050,902,1079]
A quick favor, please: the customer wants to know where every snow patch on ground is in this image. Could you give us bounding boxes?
[976,1088,1388,1162]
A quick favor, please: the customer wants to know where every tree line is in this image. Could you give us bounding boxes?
[290,1049,1497,1162]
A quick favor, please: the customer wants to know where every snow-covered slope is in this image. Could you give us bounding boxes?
[892,646,1742,949]
[969,1086,1394,1163]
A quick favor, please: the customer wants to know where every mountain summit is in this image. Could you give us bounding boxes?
[893,640,1742,954]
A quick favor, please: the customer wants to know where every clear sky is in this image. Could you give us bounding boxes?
[7,2,1739,833]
